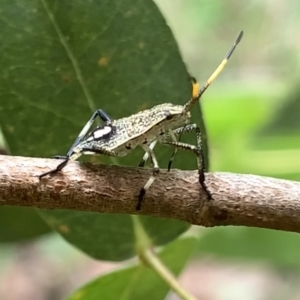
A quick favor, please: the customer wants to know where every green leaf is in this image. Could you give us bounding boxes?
[0,127,51,242]
[0,206,50,243]
[140,216,190,246]
[67,235,197,300]
[0,1,200,248]
[39,210,189,261]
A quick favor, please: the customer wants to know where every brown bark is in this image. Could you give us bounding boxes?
[1,154,300,233]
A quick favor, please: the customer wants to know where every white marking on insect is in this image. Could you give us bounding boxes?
[93,126,112,139]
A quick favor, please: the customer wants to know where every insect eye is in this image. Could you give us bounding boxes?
[164,111,173,120]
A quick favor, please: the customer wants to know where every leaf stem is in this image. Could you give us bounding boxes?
[131,215,197,300]
[142,247,197,300]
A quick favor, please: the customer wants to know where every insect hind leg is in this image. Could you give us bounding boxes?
[162,124,212,200]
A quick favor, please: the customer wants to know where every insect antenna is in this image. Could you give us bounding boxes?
[183,30,243,113]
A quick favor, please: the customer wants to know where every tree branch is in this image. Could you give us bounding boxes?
[1,154,300,233]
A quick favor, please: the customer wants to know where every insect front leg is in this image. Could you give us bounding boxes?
[162,124,212,200]
[65,109,112,158]
[38,152,82,179]
[137,144,160,210]
[39,109,112,179]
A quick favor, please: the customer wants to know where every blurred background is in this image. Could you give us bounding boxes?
[1,0,300,299]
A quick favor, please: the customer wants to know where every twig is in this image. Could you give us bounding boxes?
[1,155,300,233]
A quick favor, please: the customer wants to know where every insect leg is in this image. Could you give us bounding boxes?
[39,109,112,179]
[159,127,187,171]
[162,124,212,200]
[137,144,160,210]
[38,152,82,179]
[39,145,118,180]
[164,130,180,172]
[165,76,199,171]
[138,140,157,167]
[66,109,112,157]
[80,147,118,157]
